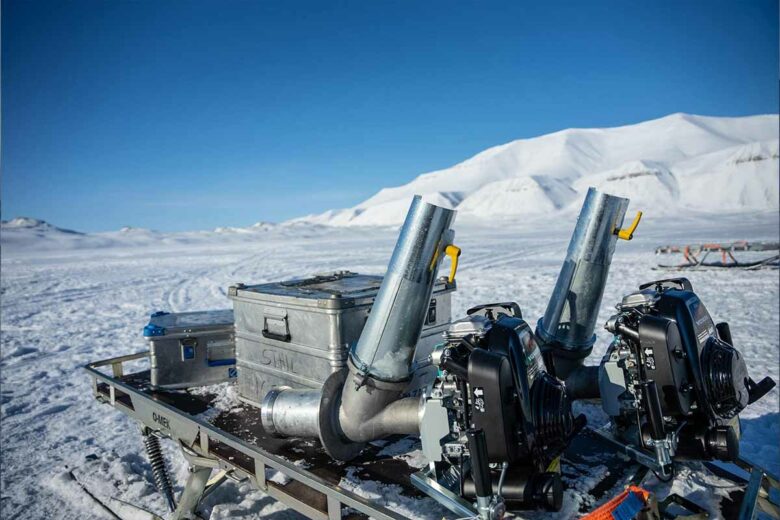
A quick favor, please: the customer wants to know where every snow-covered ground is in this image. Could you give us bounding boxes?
[1,209,778,519]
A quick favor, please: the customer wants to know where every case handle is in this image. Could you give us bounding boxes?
[262,314,291,343]
[262,329,291,342]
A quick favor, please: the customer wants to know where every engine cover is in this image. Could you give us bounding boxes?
[468,348,519,463]
[638,314,692,416]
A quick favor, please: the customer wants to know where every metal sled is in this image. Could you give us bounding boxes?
[655,241,780,270]
[85,351,426,520]
[86,352,780,520]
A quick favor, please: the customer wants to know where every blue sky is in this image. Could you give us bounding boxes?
[2,1,778,232]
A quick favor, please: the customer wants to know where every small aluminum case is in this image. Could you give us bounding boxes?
[143,309,236,390]
[228,271,455,406]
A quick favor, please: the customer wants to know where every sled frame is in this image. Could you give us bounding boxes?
[86,351,407,520]
[592,425,780,520]
[86,352,780,520]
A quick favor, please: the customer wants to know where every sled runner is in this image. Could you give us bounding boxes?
[655,241,779,270]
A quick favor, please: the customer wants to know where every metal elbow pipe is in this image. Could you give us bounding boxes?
[336,196,454,445]
[261,369,423,459]
[536,188,629,380]
[338,376,421,442]
[261,196,456,460]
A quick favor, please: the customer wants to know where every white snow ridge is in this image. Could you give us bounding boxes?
[295,113,779,226]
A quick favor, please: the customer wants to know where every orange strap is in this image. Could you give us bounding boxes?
[580,486,651,520]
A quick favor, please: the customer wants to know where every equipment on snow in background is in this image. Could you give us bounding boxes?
[655,241,779,270]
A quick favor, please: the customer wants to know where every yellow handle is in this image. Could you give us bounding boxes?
[617,211,643,241]
[445,245,461,283]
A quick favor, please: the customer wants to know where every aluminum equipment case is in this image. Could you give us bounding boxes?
[144,309,236,390]
[228,271,455,406]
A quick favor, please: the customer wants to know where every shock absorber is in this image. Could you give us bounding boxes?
[142,428,177,512]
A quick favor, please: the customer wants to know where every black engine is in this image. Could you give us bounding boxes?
[420,303,583,516]
[599,278,776,476]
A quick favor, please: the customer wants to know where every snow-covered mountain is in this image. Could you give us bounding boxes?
[3,113,777,248]
[1,217,82,235]
[1,217,87,249]
[295,113,779,226]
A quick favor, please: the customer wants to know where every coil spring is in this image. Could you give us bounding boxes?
[143,430,177,512]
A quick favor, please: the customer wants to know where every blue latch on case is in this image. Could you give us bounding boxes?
[143,324,166,337]
[182,345,195,359]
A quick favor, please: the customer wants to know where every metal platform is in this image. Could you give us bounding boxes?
[86,351,432,520]
[86,352,780,520]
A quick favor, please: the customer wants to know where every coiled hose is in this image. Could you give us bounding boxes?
[143,429,177,512]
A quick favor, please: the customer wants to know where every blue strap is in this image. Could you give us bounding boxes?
[611,491,645,520]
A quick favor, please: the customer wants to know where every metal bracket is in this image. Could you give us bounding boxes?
[171,464,213,520]
[410,466,476,519]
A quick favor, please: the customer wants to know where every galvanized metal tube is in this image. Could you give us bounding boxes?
[336,196,456,445]
[351,195,457,382]
[261,388,321,438]
[537,188,629,374]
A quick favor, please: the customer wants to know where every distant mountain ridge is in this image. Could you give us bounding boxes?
[1,217,83,235]
[4,113,778,242]
[0,216,331,252]
[293,113,779,226]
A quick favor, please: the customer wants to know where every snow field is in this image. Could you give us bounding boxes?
[1,212,778,519]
